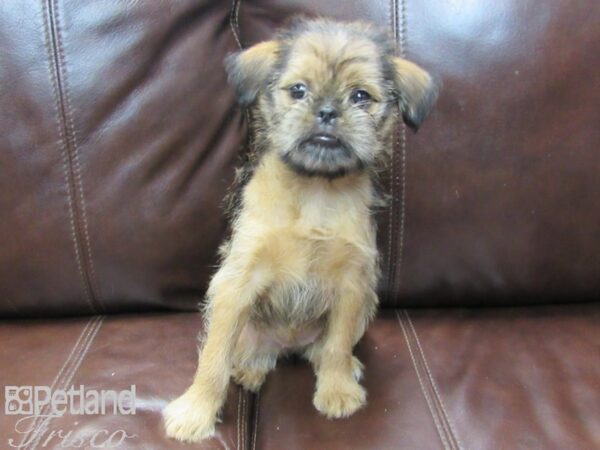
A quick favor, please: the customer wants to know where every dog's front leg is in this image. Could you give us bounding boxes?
[311,281,372,419]
[163,259,266,443]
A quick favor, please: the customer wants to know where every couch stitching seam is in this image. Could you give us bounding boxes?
[397,310,450,450]
[230,0,254,161]
[229,2,252,447]
[27,316,104,450]
[396,127,407,303]
[229,0,242,49]
[41,0,96,314]
[385,0,397,306]
[406,311,464,450]
[242,391,247,450]
[395,0,408,306]
[251,391,259,450]
[53,0,103,312]
[237,388,242,449]
[30,316,104,450]
[19,317,95,448]
[29,316,104,450]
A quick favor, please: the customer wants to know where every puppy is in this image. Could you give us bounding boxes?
[163,18,437,442]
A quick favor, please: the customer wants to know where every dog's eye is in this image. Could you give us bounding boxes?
[289,83,308,100]
[350,89,371,104]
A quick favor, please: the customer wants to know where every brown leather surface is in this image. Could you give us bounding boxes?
[1,0,599,316]
[1,308,598,449]
[405,305,600,450]
[0,313,252,449]
[396,0,600,306]
[254,305,600,450]
[1,1,599,448]
[0,0,244,316]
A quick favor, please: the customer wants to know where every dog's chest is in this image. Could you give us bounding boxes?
[252,221,350,334]
[253,276,330,326]
[243,165,374,341]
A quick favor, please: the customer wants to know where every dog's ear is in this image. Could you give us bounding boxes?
[225,41,280,106]
[390,57,439,131]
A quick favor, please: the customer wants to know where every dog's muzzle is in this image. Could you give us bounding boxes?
[305,133,340,149]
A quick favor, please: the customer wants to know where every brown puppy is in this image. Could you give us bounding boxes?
[163,18,437,442]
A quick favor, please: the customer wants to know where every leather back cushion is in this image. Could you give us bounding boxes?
[0,0,242,316]
[1,0,598,316]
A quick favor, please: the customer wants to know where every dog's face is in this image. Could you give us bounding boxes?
[226,19,438,179]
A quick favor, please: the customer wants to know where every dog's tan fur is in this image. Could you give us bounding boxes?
[163,19,437,443]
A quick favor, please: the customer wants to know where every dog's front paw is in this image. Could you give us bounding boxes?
[163,391,217,443]
[313,378,367,418]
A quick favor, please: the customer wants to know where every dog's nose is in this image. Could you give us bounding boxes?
[317,106,338,125]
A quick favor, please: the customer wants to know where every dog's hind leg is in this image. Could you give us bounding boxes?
[231,322,279,392]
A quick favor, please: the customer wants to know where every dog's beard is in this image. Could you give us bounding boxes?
[268,104,380,179]
[280,138,365,179]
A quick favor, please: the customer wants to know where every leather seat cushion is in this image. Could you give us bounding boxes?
[0,313,253,449]
[253,304,600,450]
[1,305,598,449]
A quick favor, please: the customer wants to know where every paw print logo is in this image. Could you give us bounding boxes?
[5,386,33,415]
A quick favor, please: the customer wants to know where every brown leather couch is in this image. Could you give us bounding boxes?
[1,1,598,449]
